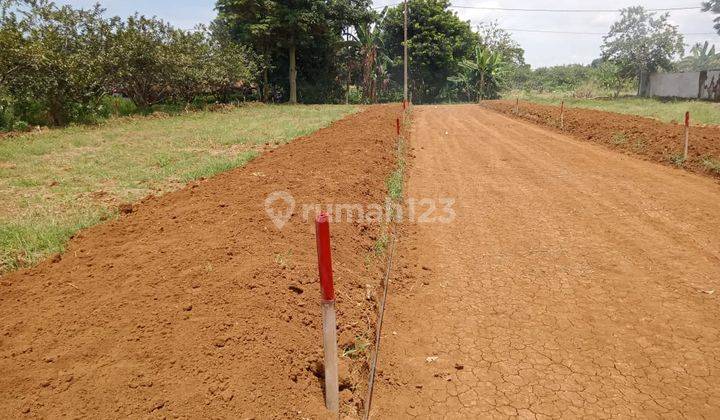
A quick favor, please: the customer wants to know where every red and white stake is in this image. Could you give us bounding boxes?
[315,213,338,412]
[684,111,690,160]
[515,98,519,114]
[560,101,565,129]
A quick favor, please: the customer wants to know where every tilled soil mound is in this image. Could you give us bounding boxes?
[483,100,720,180]
[0,105,402,418]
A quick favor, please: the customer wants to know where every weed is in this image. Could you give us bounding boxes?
[373,234,389,256]
[702,156,720,174]
[386,137,406,202]
[611,132,627,145]
[545,116,559,128]
[154,154,172,168]
[370,116,407,261]
[386,169,404,202]
[274,250,293,269]
[669,153,687,167]
[632,137,646,152]
[342,336,370,359]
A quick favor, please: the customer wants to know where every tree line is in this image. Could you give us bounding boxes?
[215,0,515,105]
[3,0,720,131]
[509,5,720,97]
[0,0,255,130]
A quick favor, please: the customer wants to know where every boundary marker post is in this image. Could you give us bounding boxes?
[684,111,690,160]
[315,213,338,412]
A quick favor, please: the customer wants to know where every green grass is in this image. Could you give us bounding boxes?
[703,156,720,174]
[0,103,358,272]
[373,113,408,257]
[510,92,720,126]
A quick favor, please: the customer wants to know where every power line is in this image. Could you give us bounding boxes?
[450,5,699,13]
[373,3,701,12]
[501,28,716,36]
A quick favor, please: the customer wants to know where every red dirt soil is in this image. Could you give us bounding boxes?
[0,105,401,418]
[374,105,720,418]
[483,100,720,180]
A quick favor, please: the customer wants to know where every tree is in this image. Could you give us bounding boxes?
[518,64,596,93]
[677,41,720,71]
[474,46,504,101]
[0,1,257,129]
[107,15,182,108]
[217,0,338,104]
[108,16,256,108]
[449,45,504,102]
[476,21,525,67]
[380,0,477,103]
[207,22,258,101]
[593,61,630,97]
[703,1,720,34]
[601,6,684,90]
[346,12,392,103]
[2,0,115,125]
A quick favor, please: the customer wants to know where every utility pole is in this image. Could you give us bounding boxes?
[403,0,408,104]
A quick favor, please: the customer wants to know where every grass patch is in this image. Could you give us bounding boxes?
[0,103,358,272]
[702,156,720,174]
[669,153,687,167]
[386,167,404,202]
[386,127,407,203]
[511,93,720,126]
[373,234,389,256]
[611,132,627,145]
[632,136,647,152]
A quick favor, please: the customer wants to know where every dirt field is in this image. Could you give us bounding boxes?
[4,102,720,419]
[483,100,720,180]
[0,105,401,418]
[373,105,720,417]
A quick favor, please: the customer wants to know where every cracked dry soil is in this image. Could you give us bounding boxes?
[374,105,720,418]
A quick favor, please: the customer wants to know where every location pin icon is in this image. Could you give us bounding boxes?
[264,191,296,230]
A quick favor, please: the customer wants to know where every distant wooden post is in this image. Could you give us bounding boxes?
[684,111,690,160]
[515,98,519,114]
[560,101,565,129]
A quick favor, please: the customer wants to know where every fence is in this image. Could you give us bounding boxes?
[640,70,720,101]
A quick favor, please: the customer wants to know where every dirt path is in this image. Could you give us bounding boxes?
[374,105,720,418]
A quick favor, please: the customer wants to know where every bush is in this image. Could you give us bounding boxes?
[12,120,30,131]
[0,0,257,129]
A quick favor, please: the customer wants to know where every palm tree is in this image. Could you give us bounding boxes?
[678,41,720,71]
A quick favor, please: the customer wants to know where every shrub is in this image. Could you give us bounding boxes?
[0,1,257,129]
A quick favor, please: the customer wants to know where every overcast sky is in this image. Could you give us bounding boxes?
[57,0,719,68]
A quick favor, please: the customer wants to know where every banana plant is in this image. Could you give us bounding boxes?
[449,45,505,103]
[347,11,392,103]
[678,41,720,71]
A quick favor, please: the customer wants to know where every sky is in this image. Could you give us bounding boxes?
[56,0,719,68]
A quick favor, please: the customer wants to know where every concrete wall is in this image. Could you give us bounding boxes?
[647,72,700,98]
[641,70,720,101]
